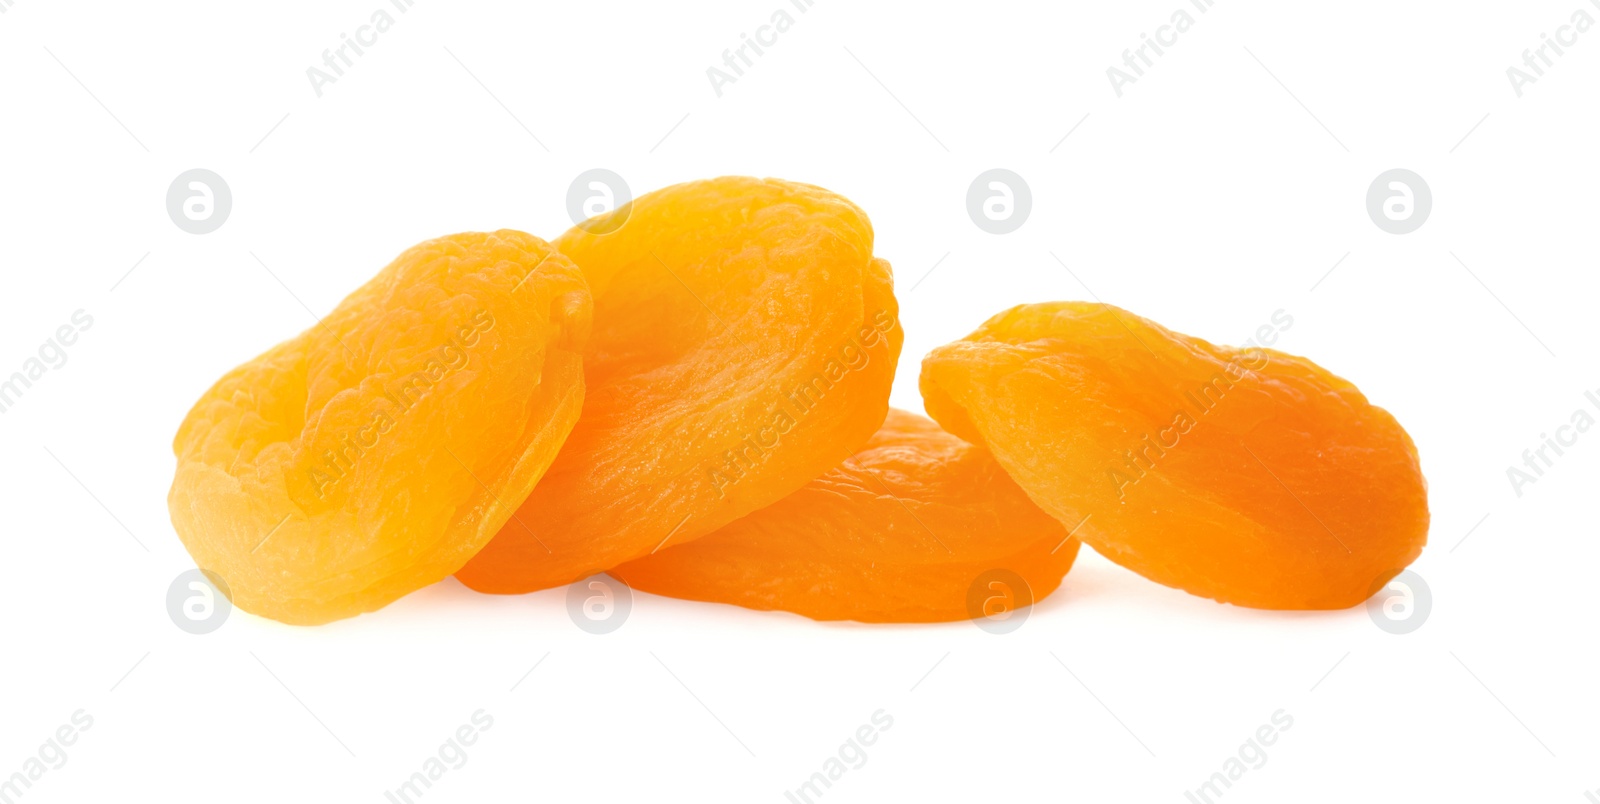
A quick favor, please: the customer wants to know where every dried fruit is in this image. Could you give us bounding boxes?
[168,231,591,625]
[457,177,902,594]
[611,409,1079,622]
[920,301,1428,610]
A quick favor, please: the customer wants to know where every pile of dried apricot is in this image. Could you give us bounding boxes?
[167,176,1428,626]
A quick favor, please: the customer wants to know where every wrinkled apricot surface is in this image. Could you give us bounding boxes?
[457,177,902,594]
[611,409,1079,622]
[169,231,591,625]
[920,302,1429,610]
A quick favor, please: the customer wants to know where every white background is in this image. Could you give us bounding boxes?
[2,1,1596,801]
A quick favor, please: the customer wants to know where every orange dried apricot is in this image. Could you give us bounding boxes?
[168,231,591,625]
[456,177,902,594]
[610,409,1079,622]
[920,301,1428,610]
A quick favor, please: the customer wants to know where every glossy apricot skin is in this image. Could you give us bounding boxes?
[920,301,1429,610]
[457,177,902,594]
[611,409,1079,622]
[168,231,591,625]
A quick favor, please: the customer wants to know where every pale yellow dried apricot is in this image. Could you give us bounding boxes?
[168,231,590,624]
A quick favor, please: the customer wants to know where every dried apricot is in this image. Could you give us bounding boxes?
[610,409,1079,622]
[920,302,1428,610]
[457,177,901,594]
[168,231,591,625]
